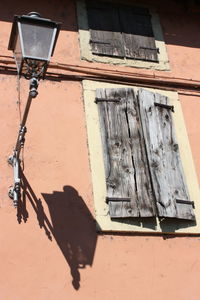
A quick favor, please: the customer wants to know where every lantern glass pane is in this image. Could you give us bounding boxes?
[20,22,55,60]
[14,33,23,72]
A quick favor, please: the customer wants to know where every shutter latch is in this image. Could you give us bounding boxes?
[154,102,174,112]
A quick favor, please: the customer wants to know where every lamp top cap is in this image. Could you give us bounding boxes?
[27,12,42,18]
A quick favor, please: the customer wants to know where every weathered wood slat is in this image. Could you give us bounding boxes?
[96,88,156,218]
[125,89,156,217]
[138,89,195,220]
[119,8,158,62]
[87,2,125,57]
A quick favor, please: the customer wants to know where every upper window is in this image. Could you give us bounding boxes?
[77,0,170,70]
[87,2,158,62]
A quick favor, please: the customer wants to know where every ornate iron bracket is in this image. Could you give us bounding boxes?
[8,76,39,207]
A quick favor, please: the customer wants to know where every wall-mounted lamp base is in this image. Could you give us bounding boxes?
[8,154,20,208]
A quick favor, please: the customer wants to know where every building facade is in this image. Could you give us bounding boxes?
[0,0,200,299]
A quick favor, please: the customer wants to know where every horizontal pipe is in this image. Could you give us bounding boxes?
[0,58,200,93]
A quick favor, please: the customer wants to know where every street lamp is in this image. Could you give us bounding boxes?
[8,12,60,81]
[8,12,61,207]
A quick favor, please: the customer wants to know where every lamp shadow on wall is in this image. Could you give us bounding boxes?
[18,171,97,291]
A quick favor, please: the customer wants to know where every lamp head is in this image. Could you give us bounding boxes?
[8,12,61,79]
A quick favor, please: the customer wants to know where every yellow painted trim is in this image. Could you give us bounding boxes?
[83,80,200,234]
[77,1,170,71]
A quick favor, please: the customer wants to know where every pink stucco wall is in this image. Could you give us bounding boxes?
[0,0,199,299]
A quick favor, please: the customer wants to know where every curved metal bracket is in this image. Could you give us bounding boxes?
[8,186,14,199]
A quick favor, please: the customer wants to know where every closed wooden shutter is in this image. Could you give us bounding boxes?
[96,88,156,218]
[86,1,158,62]
[96,88,195,221]
[119,6,158,62]
[86,2,125,57]
[138,89,195,220]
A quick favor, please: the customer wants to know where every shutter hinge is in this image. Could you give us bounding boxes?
[154,102,174,112]
[95,98,121,103]
[90,39,111,45]
[140,47,160,53]
[106,197,131,204]
[176,199,195,209]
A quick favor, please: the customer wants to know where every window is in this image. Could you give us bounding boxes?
[87,2,158,62]
[77,1,170,70]
[83,80,200,234]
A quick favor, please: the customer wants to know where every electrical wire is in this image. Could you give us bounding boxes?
[16,75,25,171]
[17,75,21,122]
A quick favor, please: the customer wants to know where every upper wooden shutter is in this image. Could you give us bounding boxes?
[87,1,158,62]
[138,89,195,220]
[86,1,125,57]
[96,88,156,218]
[119,6,158,62]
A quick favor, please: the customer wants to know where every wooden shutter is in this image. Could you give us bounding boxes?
[138,89,195,220]
[119,6,158,62]
[96,88,156,218]
[87,1,158,62]
[86,1,125,57]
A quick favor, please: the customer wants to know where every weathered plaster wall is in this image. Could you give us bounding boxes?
[0,0,199,299]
